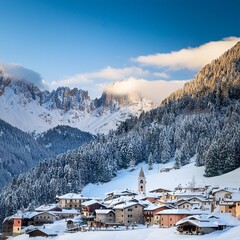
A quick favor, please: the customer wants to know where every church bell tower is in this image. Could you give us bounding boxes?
[138,167,146,194]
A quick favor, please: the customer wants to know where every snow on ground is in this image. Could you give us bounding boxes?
[10,225,240,240]
[82,160,240,198]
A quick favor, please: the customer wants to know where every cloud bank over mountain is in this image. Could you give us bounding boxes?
[133,37,240,70]
[0,63,48,90]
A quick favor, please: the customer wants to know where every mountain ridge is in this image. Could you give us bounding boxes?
[0,72,154,135]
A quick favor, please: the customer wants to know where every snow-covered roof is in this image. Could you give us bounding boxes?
[57,193,87,200]
[230,192,240,202]
[114,202,144,210]
[105,189,137,197]
[156,209,207,215]
[82,199,101,207]
[50,209,80,214]
[144,204,167,211]
[13,211,55,219]
[212,188,238,195]
[35,204,61,212]
[95,209,114,215]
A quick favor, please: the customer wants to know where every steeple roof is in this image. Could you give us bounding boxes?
[139,167,145,178]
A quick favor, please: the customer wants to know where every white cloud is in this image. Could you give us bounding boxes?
[103,77,187,104]
[52,66,149,88]
[153,72,170,79]
[0,63,48,90]
[133,37,240,70]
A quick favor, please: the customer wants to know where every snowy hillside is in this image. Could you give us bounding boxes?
[0,78,154,135]
[82,160,240,198]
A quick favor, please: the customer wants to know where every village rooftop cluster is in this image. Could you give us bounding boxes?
[1,168,240,238]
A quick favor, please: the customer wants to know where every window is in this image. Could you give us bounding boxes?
[18,221,20,224]
[135,206,138,208]
[18,228,20,231]
[170,218,172,221]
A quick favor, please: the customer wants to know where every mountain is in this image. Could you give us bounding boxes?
[0,119,53,188]
[36,125,95,155]
[0,72,153,135]
[0,42,239,223]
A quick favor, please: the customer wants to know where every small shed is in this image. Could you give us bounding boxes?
[26,229,58,238]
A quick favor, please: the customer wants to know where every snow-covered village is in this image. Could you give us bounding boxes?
[0,1,240,240]
[1,163,240,240]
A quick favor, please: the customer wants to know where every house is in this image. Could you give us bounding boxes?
[156,209,205,227]
[176,215,226,235]
[56,193,89,210]
[2,216,14,237]
[81,199,106,217]
[187,197,214,212]
[94,209,115,224]
[50,209,80,219]
[212,188,234,204]
[26,229,58,238]
[176,213,239,235]
[219,192,240,217]
[143,204,170,225]
[104,189,137,201]
[219,201,236,216]
[114,202,145,225]
[12,211,56,236]
[176,200,199,210]
[149,188,172,194]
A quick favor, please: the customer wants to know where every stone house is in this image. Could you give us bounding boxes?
[114,202,144,225]
[94,209,115,224]
[81,200,106,217]
[143,204,170,225]
[56,193,89,210]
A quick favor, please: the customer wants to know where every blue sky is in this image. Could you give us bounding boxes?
[0,0,240,100]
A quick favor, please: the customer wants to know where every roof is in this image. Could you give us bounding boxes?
[139,167,145,178]
[149,188,172,193]
[156,209,207,215]
[114,202,144,210]
[82,199,101,207]
[57,193,87,200]
[35,204,61,212]
[13,211,55,219]
[95,209,114,215]
[26,228,58,236]
[50,209,80,215]
[144,204,168,211]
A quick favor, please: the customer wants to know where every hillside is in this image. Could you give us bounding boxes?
[0,42,239,224]
[0,119,53,188]
[36,125,94,155]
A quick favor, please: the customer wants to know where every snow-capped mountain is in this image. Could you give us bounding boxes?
[0,72,154,134]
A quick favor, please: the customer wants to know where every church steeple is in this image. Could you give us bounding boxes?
[138,167,146,194]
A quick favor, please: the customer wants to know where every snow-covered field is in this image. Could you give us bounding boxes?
[10,224,240,240]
